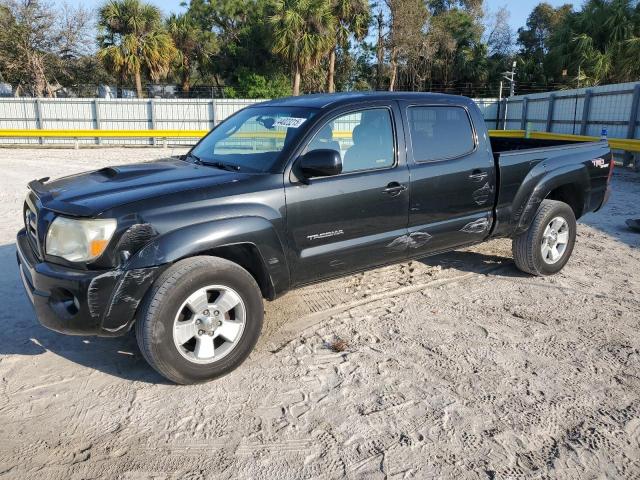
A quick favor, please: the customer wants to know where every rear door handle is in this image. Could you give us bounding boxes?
[469,170,489,182]
[382,182,407,196]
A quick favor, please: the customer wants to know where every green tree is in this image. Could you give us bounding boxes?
[223,68,291,98]
[427,6,483,88]
[98,0,178,98]
[517,2,573,84]
[546,0,640,86]
[0,0,95,97]
[270,0,335,95]
[428,0,483,16]
[167,12,218,93]
[186,0,283,91]
[326,0,370,93]
[385,0,430,91]
[518,2,573,58]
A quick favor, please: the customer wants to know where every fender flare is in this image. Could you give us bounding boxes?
[127,216,290,298]
[513,162,590,234]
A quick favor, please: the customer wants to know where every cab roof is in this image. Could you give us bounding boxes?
[256,91,476,110]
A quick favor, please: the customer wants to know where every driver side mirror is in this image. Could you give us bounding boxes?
[299,149,342,178]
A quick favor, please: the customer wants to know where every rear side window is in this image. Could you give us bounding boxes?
[408,106,475,162]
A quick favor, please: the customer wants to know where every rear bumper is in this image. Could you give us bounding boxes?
[16,228,164,337]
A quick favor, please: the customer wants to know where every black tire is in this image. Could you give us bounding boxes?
[512,199,577,276]
[135,256,263,384]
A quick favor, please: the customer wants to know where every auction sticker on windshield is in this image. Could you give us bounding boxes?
[273,117,307,128]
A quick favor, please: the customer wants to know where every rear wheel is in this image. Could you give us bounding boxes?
[135,256,263,384]
[512,199,577,276]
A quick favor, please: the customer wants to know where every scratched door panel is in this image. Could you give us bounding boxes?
[399,102,497,256]
[285,167,410,285]
[285,104,410,285]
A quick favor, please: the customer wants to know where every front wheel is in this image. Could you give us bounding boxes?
[512,199,577,276]
[135,256,264,384]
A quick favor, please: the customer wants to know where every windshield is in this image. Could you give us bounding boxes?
[190,106,318,172]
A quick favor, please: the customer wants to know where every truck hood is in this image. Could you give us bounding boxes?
[30,158,250,216]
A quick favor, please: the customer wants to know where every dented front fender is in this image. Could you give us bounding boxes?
[126,216,291,297]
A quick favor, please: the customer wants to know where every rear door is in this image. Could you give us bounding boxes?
[399,101,496,256]
[285,102,410,285]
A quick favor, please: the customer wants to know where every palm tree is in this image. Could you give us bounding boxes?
[620,36,640,81]
[98,0,177,98]
[167,13,218,93]
[326,0,370,92]
[270,0,335,96]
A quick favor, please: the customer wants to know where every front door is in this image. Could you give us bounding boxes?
[285,104,410,285]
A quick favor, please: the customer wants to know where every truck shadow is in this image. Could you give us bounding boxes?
[0,240,523,384]
[0,243,170,384]
[417,249,528,278]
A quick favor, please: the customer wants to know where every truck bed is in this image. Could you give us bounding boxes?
[489,136,592,156]
[489,136,612,238]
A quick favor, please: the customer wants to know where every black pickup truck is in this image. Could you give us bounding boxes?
[17,92,613,383]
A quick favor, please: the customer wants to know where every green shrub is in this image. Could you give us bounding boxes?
[227,70,291,99]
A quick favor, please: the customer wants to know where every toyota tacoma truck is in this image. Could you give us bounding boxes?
[16,93,613,384]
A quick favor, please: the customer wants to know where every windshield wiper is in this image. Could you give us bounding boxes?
[203,161,241,172]
[185,152,202,164]
[186,152,241,172]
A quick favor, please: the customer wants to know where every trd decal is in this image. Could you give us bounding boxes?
[307,229,344,241]
[591,158,610,169]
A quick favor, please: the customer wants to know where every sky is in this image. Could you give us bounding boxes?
[78,0,580,31]
[485,0,581,31]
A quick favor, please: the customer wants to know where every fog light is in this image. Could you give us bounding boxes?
[49,288,79,318]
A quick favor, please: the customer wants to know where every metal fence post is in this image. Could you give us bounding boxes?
[500,98,508,129]
[624,84,640,166]
[546,93,556,133]
[35,98,44,145]
[149,99,156,146]
[93,99,102,145]
[520,97,529,130]
[210,99,216,127]
[503,98,510,130]
[580,90,592,136]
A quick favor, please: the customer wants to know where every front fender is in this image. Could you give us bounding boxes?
[513,162,590,234]
[127,216,290,296]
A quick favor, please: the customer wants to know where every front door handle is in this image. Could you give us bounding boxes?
[383,182,407,196]
[469,170,489,182]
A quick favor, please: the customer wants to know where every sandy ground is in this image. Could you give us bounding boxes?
[0,147,639,479]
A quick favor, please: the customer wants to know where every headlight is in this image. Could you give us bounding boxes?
[46,217,117,263]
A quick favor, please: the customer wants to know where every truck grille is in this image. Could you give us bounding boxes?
[24,202,40,256]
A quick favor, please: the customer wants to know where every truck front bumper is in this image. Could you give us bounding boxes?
[16,229,165,337]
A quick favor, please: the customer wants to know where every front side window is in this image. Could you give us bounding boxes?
[305,108,395,174]
[191,106,318,172]
[408,106,475,162]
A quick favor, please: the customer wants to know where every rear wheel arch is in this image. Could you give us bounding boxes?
[545,182,585,220]
[515,165,590,233]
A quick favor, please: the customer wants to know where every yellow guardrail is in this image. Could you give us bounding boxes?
[489,129,640,152]
[1,128,639,152]
[0,129,354,140]
[0,129,209,138]
[487,129,526,138]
